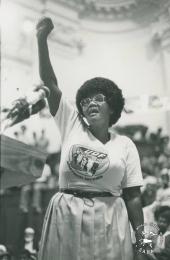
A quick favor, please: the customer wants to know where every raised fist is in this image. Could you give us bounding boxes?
[36,17,54,40]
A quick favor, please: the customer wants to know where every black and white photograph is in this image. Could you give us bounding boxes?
[0,0,170,260]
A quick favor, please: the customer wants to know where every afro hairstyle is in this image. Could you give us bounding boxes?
[76,77,125,126]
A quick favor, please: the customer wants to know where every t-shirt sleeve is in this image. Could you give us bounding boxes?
[53,94,78,143]
[121,138,143,188]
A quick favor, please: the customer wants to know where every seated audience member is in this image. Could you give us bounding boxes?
[141,176,158,225]
[32,163,51,213]
[141,176,158,207]
[0,245,10,260]
[145,206,170,260]
[19,249,36,260]
[156,169,170,206]
[141,156,155,177]
[153,206,170,260]
[23,227,37,255]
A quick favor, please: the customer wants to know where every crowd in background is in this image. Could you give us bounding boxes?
[0,125,170,260]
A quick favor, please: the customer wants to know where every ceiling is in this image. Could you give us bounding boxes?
[49,0,170,26]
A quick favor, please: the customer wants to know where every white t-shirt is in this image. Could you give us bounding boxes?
[54,95,143,195]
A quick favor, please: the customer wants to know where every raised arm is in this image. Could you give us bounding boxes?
[36,17,62,116]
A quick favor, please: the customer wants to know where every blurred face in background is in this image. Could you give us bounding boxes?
[161,174,169,188]
[146,183,157,197]
[0,245,9,260]
[24,228,34,243]
[157,216,169,234]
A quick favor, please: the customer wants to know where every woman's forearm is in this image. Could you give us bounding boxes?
[36,17,62,116]
[123,187,144,244]
[125,196,144,231]
[37,38,57,87]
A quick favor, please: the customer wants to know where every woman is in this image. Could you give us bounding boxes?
[36,17,146,260]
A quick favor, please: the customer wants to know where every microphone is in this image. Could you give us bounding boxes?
[24,85,50,107]
[2,86,50,131]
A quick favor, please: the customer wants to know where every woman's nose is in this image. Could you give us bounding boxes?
[88,99,97,105]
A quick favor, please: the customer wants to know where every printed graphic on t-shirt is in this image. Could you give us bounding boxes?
[67,145,110,180]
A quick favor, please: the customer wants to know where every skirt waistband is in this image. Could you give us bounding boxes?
[59,188,114,198]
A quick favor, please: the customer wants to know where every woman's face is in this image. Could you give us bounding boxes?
[80,93,113,127]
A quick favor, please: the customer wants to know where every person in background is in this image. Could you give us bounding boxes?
[156,169,170,207]
[32,163,51,213]
[32,129,49,152]
[18,228,37,260]
[31,132,38,147]
[19,125,32,213]
[141,176,158,207]
[23,228,37,256]
[141,176,158,225]
[13,131,20,141]
[18,249,36,260]
[140,156,156,177]
[0,245,10,260]
[146,206,170,260]
[36,129,49,152]
[31,128,50,213]
[157,136,169,169]
[19,127,50,213]
[19,125,29,143]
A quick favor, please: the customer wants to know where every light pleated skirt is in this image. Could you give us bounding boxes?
[38,192,134,260]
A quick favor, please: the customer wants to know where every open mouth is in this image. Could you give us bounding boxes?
[88,107,99,116]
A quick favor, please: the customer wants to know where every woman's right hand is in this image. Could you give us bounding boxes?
[36,17,54,40]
